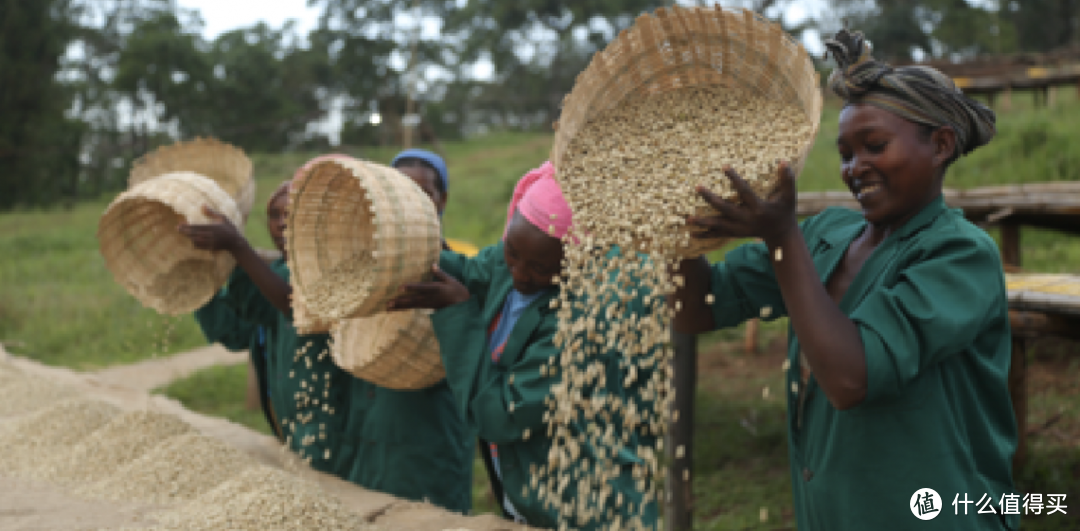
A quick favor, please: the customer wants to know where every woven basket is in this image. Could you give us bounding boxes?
[287,158,441,321]
[129,138,255,220]
[551,6,822,256]
[98,172,243,315]
[292,290,334,335]
[331,310,444,390]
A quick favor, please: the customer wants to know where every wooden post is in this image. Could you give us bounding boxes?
[246,360,260,411]
[1009,337,1027,476]
[743,319,760,354]
[666,330,697,531]
[1001,88,1013,112]
[1000,222,1021,269]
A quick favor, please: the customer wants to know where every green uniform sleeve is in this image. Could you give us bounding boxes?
[217,263,285,328]
[431,296,556,445]
[439,246,497,300]
[708,214,840,329]
[852,232,1005,404]
[194,293,258,351]
[708,241,788,328]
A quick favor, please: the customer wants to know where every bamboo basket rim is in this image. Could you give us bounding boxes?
[550,5,822,257]
[98,172,242,315]
[286,157,441,322]
[331,309,445,390]
[129,137,255,219]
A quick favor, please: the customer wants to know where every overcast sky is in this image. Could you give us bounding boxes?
[176,0,321,40]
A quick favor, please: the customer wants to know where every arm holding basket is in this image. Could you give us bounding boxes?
[179,205,293,316]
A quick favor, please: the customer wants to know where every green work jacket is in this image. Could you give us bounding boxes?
[707,196,1019,530]
[214,259,474,514]
[434,243,658,530]
[194,297,278,437]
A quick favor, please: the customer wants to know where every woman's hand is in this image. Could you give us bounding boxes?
[178,206,244,252]
[387,265,470,311]
[688,161,798,246]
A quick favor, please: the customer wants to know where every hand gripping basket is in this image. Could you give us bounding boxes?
[331,310,444,390]
[129,137,255,221]
[98,173,243,315]
[286,157,441,321]
[551,6,822,257]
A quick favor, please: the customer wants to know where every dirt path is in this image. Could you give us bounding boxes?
[90,344,246,393]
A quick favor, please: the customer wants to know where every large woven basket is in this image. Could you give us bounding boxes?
[287,158,441,321]
[130,138,255,220]
[551,6,822,256]
[331,310,444,390]
[292,290,334,335]
[98,173,243,315]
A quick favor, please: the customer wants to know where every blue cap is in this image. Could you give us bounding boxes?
[391,149,448,194]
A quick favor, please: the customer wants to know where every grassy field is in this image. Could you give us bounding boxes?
[4,89,1080,529]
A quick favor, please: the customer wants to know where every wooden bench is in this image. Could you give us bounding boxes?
[1006,274,1080,472]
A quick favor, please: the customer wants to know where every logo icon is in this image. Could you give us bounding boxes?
[911,488,942,520]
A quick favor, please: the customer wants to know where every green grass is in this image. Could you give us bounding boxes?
[154,362,274,436]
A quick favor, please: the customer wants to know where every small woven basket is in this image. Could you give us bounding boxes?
[130,138,255,220]
[287,158,441,321]
[331,310,444,390]
[551,6,822,256]
[98,173,243,315]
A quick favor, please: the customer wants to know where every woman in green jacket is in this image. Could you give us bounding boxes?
[389,162,657,530]
[672,29,1018,530]
[193,294,278,437]
[185,179,352,476]
[183,156,473,514]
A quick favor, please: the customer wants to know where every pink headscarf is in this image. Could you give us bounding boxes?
[503,161,576,242]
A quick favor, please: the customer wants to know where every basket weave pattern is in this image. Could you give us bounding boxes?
[129,137,255,220]
[292,290,335,335]
[331,309,444,390]
[98,172,243,315]
[286,158,440,322]
[551,6,822,256]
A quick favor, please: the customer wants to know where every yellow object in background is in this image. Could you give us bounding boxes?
[445,238,480,258]
[1006,274,1080,296]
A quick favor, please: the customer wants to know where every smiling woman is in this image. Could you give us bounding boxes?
[673,27,1019,531]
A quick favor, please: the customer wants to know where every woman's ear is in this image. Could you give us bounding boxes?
[931,126,958,168]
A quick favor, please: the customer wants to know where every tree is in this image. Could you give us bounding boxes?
[441,0,665,125]
[197,23,329,151]
[112,10,214,146]
[814,0,1011,62]
[1002,0,1080,53]
[0,0,83,208]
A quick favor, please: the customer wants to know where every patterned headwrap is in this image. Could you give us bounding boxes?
[825,27,996,158]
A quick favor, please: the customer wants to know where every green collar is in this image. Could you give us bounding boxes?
[819,194,947,247]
